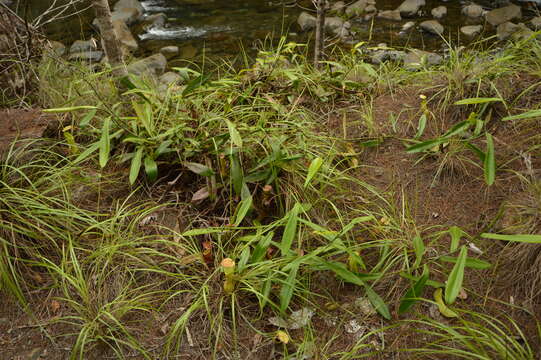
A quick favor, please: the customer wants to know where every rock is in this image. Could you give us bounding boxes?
[128,53,167,79]
[47,41,66,57]
[143,13,167,30]
[486,4,521,27]
[431,6,447,19]
[530,16,541,30]
[112,20,138,52]
[401,21,415,31]
[365,4,377,13]
[371,49,406,64]
[420,20,444,35]
[297,11,316,31]
[69,39,97,54]
[345,0,375,18]
[397,0,425,17]
[377,10,401,21]
[325,17,351,37]
[330,1,346,15]
[112,8,140,25]
[462,4,483,18]
[404,49,442,69]
[497,22,533,41]
[180,44,198,59]
[160,45,179,59]
[460,25,483,37]
[68,51,104,62]
[345,64,375,83]
[159,71,182,84]
[113,0,144,17]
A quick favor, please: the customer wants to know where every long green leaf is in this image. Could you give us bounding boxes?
[144,155,158,182]
[444,245,467,305]
[439,256,491,269]
[99,117,110,168]
[73,141,99,164]
[279,263,299,312]
[129,147,144,185]
[406,138,445,153]
[304,157,323,188]
[415,113,427,139]
[185,162,214,176]
[412,235,425,268]
[225,120,243,148]
[454,97,502,105]
[233,195,253,226]
[280,203,301,256]
[481,233,541,243]
[502,109,541,121]
[448,226,463,252]
[399,265,429,314]
[43,105,97,113]
[364,285,391,320]
[484,133,495,186]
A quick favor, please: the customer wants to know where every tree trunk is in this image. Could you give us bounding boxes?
[92,0,128,79]
[313,0,326,69]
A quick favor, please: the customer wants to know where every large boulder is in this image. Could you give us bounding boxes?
[497,22,532,41]
[68,51,104,62]
[113,0,144,17]
[69,39,97,54]
[371,48,406,64]
[128,53,167,79]
[345,0,375,18]
[112,20,138,52]
[297,11,316,31]
[462,4,483,18]
[486,4,521,27]
[143,13,167,30]
[397,0,425,17]
[92,8,140,28]
[420,20,444,35]
[460,25,483,37]
[531,16,541,30]
[47,41,66,57]
[160,45,179,60]
[404,49,442,70]
[330,1,346,15]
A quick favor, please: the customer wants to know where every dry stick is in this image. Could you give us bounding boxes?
[92,0,128,80]
[313,0,326,69]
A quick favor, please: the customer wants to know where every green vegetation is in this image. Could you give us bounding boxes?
[2,34,541,359]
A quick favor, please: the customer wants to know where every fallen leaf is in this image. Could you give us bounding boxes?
[50,300,60,313]
[191,187,209,203]
[458,288,468,300]
[269,307,314,329]
[202,240,213,264]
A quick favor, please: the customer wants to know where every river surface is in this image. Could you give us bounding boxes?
[21,0,539,65]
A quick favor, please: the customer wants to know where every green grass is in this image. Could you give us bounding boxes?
[1,34,541,358]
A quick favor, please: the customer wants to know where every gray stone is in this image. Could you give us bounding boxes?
[397,0,425,17]
[401,21,415,31]
[404,49,442,69]
[69,39,97,54]
[160,45,179,59]
[460,25,483,37]
[47,41,66,57]
[330,1,346,15]
[112,20,138,52]
[68,51,104,62]
[530,16,541,30]
[159,71,183,86]
[420,20,444,35]
[345,0,375,18]
[371,49,406,64]
[180,44,198,59]
[128,53,167,78]
[377,10,401,21]
[297,11,316,31]
[143,13,167,30]
[365,4,377,13]
[462,4,483,18]
[113,0,144,17]
[497,22,533,41]
[325,17,351,37]
[486,4,521,27]
[431,6,447,19]
[93,8,140,28]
